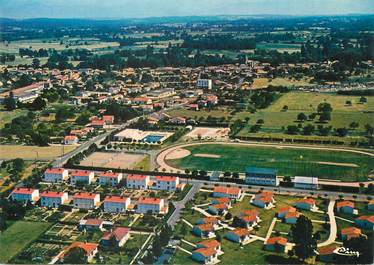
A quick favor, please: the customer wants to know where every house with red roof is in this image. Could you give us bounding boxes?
[136,198,168,214]
[64,135,78,145]
[103,195,131,213]
[251,192,275,209]
[355,215,374,230]
[368,200,374,211]
[126,174,150,189]
[284,211,301,224]
[70,170,95,185]
[99,171,123,186]
[73,192,100,209]
[43,168,69,183]
[196,240,222,255]
[154,175,184,191]
[265,237,288,252]
[102,115,115,125]
[340,227,364,240]
[295,198,317,211]
[11,188,39,203]
[192,224,215,238]
[211,197,231,207]
[191,247,218,264]
[235,210,260,229]
[212,186,242,200]
[336,201,356,215]
[79,219,106,231]
[196,217,220,230]
[318,245,337,263]
[100,227,131,248]
[208,203,228,216]
[40,191,69,208]
[277,206,296,219]
[56,242,98,263]
[225,228,251,244]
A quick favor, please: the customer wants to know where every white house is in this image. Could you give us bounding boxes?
[154,176,183,191]
[196,79,212,90]
[101,227,131,248]
[103,196,131,213]
[40,191,69,208]
[43,168,69,183]
[11,188,39,203]
[73,192,100,209]
[126,174,150,189]
[136,198,168,214]
[56,242,98,263]
[99,172,123,186]
[64,135,78,145]
[70,170,95,185]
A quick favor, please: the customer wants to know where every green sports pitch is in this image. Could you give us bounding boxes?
[167,144,374,181]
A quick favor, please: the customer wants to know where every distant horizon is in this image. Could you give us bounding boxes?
[1,0,373,19]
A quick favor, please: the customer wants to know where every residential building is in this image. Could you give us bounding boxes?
[99,172,123,186]
[70,170,95,185]
[245,167,279,186]
[336,201,356,215]
[64,135,78,145]
[43,168,69,183]
[73,192,100,209]
[355,215,374,230]
[192,224,215,238]
[318,245,337,263]
[11,188,39,203]
[103,196,131,213]
[277,206,297,219]
[197,79,212,90]
[284,212,301,224]
[211,197,231,207]
[264,237,288,252]
[212,186,242,200]
[196,240,222,255]
[100,227,131,248]
[295,198,317,211]
[251,191,275,209]
[294,176,318,190]
[154,176,183,191]
[191,248,218,264]
[79,219,105,231]
[126,174,150,189]
[208,203,228,216]
[136,198,167,214]
[225,228,251,244]
[56,242,98,263]
[196,217,220,230]
[340,227,364,240]
[40,191,69,208]
[368,200,374,211]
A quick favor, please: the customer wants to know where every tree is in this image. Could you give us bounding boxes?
[317,102,332,113]
[282,105,288,111]
[336,127,348,137]
[225,212,232,220]
[0,213,6,232]
[291,215,316,262]
[32,58,40,68]
[286,125,299,135]
[359,96,367,104]
[319,111,331,123]
[303,124,315,135]
[297,113,308,122]
[345,100,352,106]
[75,111,91,125]
[152,236,162,258]
[30,96,46,110]
[3,92,16,111]
[63,247,87,264]
[343,235,373,264]
[349,122,359,130]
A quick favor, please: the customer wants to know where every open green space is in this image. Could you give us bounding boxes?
[0,221,52,263]
[167,143,373,181]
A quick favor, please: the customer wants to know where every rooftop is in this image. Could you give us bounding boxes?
[246,167,277,175]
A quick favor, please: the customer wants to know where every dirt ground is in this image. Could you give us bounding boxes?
[80,152,146,169]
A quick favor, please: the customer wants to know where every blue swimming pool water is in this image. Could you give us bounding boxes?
[142,134,164,143]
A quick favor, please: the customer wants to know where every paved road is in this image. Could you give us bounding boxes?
[167,183,201,227]
[318,200,337,247]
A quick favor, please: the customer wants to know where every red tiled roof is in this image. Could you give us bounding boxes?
[341,227,361,235]
[196,223,214,232]
[73,192,98,200]
[197,239,220,249]
[12,187,36,195]
[356,215,374,223]
[318,245,337,255]
[278,206,296,214]
[101,227,130,241]
[202,217,218,224]
[296,198,316,205]
[193,247,216,257]
[337,201,354,208]
[104,196,128,204]
[64,135,78,141]
[213,186,241,195]
[211,203,228,210]
[241,215,258,222]
[266,237,288,246]
[70,170,93,177]
[155,176,177,182]
[45,168,66,174]
[285,212,301,219]
[40,191,66,198]
[241,209,259,217]
[137,197,162,205]
[63,242,98,257]
[212,198,231,204]
[83,219,103,226]
[231,228,250,237]
[127,174,148,181]
[255,195,273,203]
[100,172,121,178]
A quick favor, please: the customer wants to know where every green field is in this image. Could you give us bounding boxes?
[167,144,374,181]
[0,221,52,263]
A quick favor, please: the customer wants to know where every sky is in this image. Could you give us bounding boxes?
[0,0,374,19]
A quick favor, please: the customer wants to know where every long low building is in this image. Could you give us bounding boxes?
[294,176,318,190]
[245,167,279,186]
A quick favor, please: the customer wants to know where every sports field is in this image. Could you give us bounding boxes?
[166,143,374,181]
[80,151,146,169]
[0,221,52,263]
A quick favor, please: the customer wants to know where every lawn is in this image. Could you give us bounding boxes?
[0,221,52,263]
[133,154,150,171]
[167,143,374,181]
[0,109,27,129]
[0,145,76,160]
[251,77,313,89]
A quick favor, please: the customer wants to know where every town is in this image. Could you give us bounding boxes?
[0,5,374,265]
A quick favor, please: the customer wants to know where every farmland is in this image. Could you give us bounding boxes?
[166,143,374,181]
[0,145,76,160]
[0,221,52,263]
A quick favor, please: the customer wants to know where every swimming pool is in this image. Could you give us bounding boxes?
[142,134,164,143]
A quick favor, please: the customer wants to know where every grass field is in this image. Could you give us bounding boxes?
[167,144,374,181]
[0,145,76,160]
[251,77,313,89]
[0,109,27,129]
[0,221,52,263]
